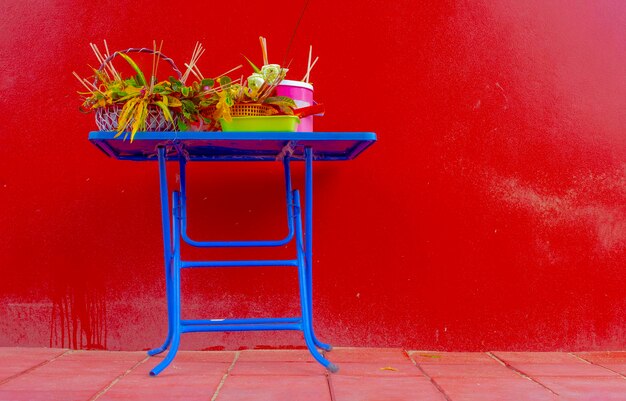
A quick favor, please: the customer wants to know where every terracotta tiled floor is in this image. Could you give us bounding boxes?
[0,348,624,400]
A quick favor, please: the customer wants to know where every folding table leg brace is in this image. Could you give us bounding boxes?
[147,146,337,376]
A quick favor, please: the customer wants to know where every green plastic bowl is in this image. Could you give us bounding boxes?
[220,116,300,132]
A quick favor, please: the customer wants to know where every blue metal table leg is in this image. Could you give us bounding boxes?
[148,147,174,356]
[147,257,173,356]
[294,190,337,373]
[150,191,183,376]
[148,149,335,374]
[303,147,333,352]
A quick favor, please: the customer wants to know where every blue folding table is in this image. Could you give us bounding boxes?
[89,131,376,375]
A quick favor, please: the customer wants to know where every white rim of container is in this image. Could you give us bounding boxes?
[278,79,313,90]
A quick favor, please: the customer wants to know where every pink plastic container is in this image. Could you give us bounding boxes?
[276,80,315,132]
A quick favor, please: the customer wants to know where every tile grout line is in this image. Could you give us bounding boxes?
[405,350,454,401]
[88,355,150,401]
[0,349,70,386]
[325,371,337,401]
[487,352,559,396]
[570,353,626,379]
[210,351,240,401]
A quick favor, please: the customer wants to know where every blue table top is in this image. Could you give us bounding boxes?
[89,131,377,161]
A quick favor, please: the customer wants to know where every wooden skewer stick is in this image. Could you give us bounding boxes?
[103,40,120,81]
[150,40,157,92]
[181,43,196,82]
[72,71,96,92]
[200,77,242,95]
[302,56,319,82]
[184,63,203,81]
[89,43,110,80]
[98,45,116,81]
[214,64,242,79]
[153,40,164,90]
[90,43,116,82]
[182,42,204,83]
[88,43,103,65]
[192,63,204,80]
[260,36,268,65]
[84,79,105,96]
[82,77,99,91]
[192,48,205,78]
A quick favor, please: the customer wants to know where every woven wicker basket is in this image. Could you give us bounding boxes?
[95,104,180,131]
[93,48,182,132]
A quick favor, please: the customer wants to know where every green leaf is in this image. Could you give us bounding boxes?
[181,86,190,97]
[199,99,217,107]
[181,99,196,112]
[166,96,182,107]
[117,53,146,86]
[263,96,297,107]
[201,78,215,88]
[125,77,138,87]
[242,54,260,73]
[279,105,295,115]
[154,101,173,122]
[116,92,140,102]
[177,119,188,131]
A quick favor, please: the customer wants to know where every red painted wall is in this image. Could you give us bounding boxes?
[0,0,624,351]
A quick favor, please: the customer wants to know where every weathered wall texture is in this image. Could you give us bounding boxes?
[0,0,624,351]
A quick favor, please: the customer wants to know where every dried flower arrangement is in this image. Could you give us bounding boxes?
[75,37,320,140]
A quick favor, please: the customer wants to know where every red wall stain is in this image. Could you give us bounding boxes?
[0,0,624,351]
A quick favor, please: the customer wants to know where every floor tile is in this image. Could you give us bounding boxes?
[97,391,213,401]
[336,361,422,377]
[53,351,146,364]
[330,376,446,401]
[229,361,326,376]
[0,348,67,382]
[0,351,145,396]
[590,363,626,375]
[1,348,623,401]
[167,350,237,363]
[41,359,141,375]
[420,363,521,378]
[98,360,227,401]
[326,347,409,364]
[2,373,121,392]
[575,351,626,364]
[511,363,620,377]
[491,352,581,364]
[409,351,495,364]
[214,375,331,401]
[434,377,558,401]
[237,349,314,362]
[537,376,626,401]
[0,389,95,401]
[131,359,230,379]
